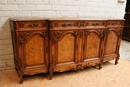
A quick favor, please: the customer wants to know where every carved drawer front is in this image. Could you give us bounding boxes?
[50,21,79,29]
[85,21,106,27]
[16,21,47,30]
[107,21,123,27]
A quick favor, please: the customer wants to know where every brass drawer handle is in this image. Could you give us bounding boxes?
[112,22,117,25]
[28,24,38,27]
[34,24,38,27]
[92,23,99,26]
[62,23,71,27]
[62,23,67,27]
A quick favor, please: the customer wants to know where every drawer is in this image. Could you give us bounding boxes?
[107,21,123,27]
[16,21,47,30]
[50,21,79,29]
[85,21,106,27]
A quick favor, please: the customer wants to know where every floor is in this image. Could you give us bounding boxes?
[120,40,130,61]
[0,58,130,87]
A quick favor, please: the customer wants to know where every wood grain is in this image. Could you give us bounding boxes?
[25,35,45,66]
[105,31,118,55]
[85,33,100,59]
[58,34,75,63]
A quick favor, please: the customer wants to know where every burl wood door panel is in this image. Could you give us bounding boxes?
[51,30,79,72]
[82,29,104,65]
[17,31,48,73]
[104,28,122,60]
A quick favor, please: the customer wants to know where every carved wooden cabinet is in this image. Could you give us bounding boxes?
[10,19,49,83]
[82,20,106,69]
[104,20,124,64]
[10,18,124,84]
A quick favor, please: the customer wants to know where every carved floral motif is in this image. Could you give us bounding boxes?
[18,31,47,45]
[18,32,32,44]
[52,31,78,43]
[107,28,121,36]
[85,30,104,38]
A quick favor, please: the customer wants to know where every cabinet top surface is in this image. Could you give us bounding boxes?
[10,17,47,21]
[10,17,125,21]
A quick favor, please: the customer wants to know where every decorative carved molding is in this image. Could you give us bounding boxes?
[85,30,104,38]
[74,31,78,36]
[53,31,64,42]
[116,29,121,36]
[106,29,110,34]
[98,30,104,38]
[40,32,47,37]
[18,31,47,45]
[76,64,82,70]
[107,28,121,36]
[80,31,83,37]
[74,22,78,26]
[52,31,78,45]
[54,23,58,27]
[80,22,84,26]
[54,32,60,39]
[18,32,32,44]
[18,23,24,28]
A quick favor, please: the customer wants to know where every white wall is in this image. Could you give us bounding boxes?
[0,0,126,70]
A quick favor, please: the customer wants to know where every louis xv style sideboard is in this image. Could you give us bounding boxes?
[10,18,124,83]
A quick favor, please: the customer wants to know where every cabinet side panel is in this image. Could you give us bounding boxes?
[25,35,45,66]
[85,33,100,58]
[58,34,75,63]
[105,32,118,54]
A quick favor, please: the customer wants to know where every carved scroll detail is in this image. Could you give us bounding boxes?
[76,64,82,70]
[18,32,32,44]
[53,31,64,42]
[116,29,121,36]
[85,30,104,38]
[74,31,78,36]
[54,23,58,27]
[40,32,47,37]
[98,30,104,38]
[107,28,121,36]
[18,31,47,45]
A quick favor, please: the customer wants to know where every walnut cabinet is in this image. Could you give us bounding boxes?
[10,18,124,83]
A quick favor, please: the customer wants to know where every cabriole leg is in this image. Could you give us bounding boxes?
[49,67,54,80]
[19,71,23,84]
[115,54,120,65]
[99,63,102,70]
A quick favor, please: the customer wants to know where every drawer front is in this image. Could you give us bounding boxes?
[86,21,106,27]
[50,21,79,29]
[107,21,123,27]
[16,21,47,30]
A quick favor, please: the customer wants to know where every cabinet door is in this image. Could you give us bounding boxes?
[82,29,104,67]
[104,28,122,61]
[17,31,48,75]
[50,30,79,72]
